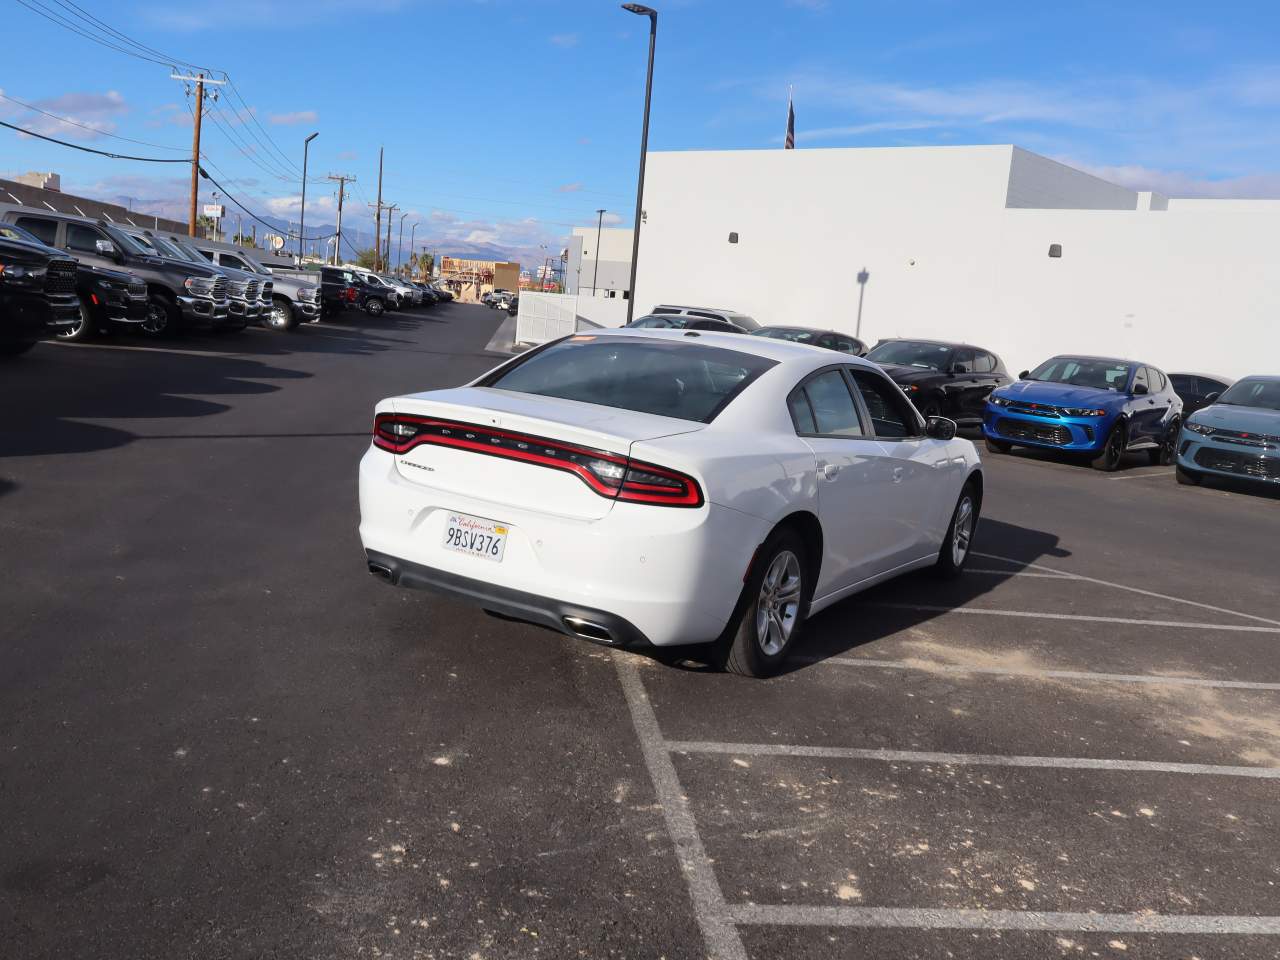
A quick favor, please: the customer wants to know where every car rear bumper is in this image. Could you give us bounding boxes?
[365,549,655,648]
[1177,435,1280,484]
[983,408,1108,452]
[357,446,763,647]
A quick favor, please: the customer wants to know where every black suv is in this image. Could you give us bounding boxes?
[0,221,148,342]
[0,207,232,336]
[0,228,80,355]
[321,267,388,316]
[866,338,1013,425]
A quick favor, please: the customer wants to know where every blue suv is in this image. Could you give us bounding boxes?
[1176,375,1280,487]
[983,355,1183,471]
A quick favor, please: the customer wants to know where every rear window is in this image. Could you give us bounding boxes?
[481,336,777,423]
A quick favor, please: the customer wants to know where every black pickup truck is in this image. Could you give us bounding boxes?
[0,221,148,341]
[0,229,79,356]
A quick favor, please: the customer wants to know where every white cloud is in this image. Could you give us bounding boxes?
[557,182,584,193]
[269,110,319,126]
[2,89,129,141]
[1057,160,1280,199]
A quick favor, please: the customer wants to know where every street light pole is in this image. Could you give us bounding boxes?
[409,222,418,276]
[620,3,656,324]
[591,207,606,296]
[299,131,318,264]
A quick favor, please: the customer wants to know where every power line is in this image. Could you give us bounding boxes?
[221,76,304,176]
[0,90,187,152]
[44,0,207,70]
[0,117,191,162]
[11,0,176,66]
[198,166,335,242]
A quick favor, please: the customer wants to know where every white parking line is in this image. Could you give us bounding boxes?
[614,655,747,960]
[814,656,1280,691]
[728,904,1280,934]
[1107,470,1176,480]
[666,741,1280,779]
[965,568,1075,578]
[867,602,1280,634]
[972,551,1280,628]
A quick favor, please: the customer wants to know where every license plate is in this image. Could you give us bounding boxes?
[442,512,508,562]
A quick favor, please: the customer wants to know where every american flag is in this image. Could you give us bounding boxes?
[784,91,795,149]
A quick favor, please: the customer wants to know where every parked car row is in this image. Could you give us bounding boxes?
[622,304,1273,490]
[0,203,325,348]
[0,202,457,355]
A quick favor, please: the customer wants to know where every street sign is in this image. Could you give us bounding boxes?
[202,204,225,219]
[267,234,285,251]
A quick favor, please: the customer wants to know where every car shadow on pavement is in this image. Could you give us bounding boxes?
[0,344,312,465]
[787,517,1068,672]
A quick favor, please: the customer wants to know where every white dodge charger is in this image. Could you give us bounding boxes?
[359,328,983,677]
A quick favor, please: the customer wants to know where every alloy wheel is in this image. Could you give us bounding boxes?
[755,550,802,656]
[141,301,167,335]
[952,495,974,567]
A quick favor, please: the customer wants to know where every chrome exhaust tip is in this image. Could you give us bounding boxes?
[563,616,616,645]
[367,561,394,582]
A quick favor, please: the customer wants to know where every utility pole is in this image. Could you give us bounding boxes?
[592,208,606,295]
[373,146,384,270]
[171,72,225,236]
[383,204,397,273]
[397,212,409,276]
[326,173,355,265]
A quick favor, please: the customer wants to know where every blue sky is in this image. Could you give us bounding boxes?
[3,0,1280,263]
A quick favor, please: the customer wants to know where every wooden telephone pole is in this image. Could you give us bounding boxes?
[326,173,355,265]
[171,72,226,236]
[373,147,384,270]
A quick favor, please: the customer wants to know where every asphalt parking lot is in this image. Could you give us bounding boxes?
[3,304,1278,960]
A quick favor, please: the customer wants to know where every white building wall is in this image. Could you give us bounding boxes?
[633,145,1279,381]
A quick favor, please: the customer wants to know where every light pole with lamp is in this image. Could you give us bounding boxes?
[620,3,656,324]
[409,221,419,277]
[298,131,318,264]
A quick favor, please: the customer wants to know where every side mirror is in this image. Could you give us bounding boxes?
[925,416,957,440]
[1205,392,1220,403]
[95,239,117,257]
[1018,370,1030,380]
[1133,383,1149,396]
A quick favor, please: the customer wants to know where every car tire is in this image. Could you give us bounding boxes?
[365,297,385,317]
[1176,465,1203,485]
[721,527,809,679]
[985,437,1011,454]
[142,293,181,337]
[266,296,296,331]
[0,339,38,357]
[57,296,97,342]
[934,481,980,579]
[1092,420,1127,472]
[1149,420,1178,466]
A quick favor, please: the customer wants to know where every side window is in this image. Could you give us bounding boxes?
[1147,367,1166,392]
[802,370,865,437]
[1132,367,1150,393]
[1200,378,1225,397]
[787,390,817,434]
[851,371,918,439]
[816,333,836,350]
[66,223,104,253]
[836,337,860,354]
[973,352,997,373]
[222,254,248,269]
[951,348,975,374]
[15,216,58,245]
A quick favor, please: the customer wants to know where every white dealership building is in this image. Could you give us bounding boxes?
[629,145,1279,380]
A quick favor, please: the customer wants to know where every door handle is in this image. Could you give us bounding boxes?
[819,462,840,481]
[892,466,905,483]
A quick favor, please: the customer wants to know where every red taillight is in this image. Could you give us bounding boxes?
[372,414,703,508]
[345,286,357,302]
